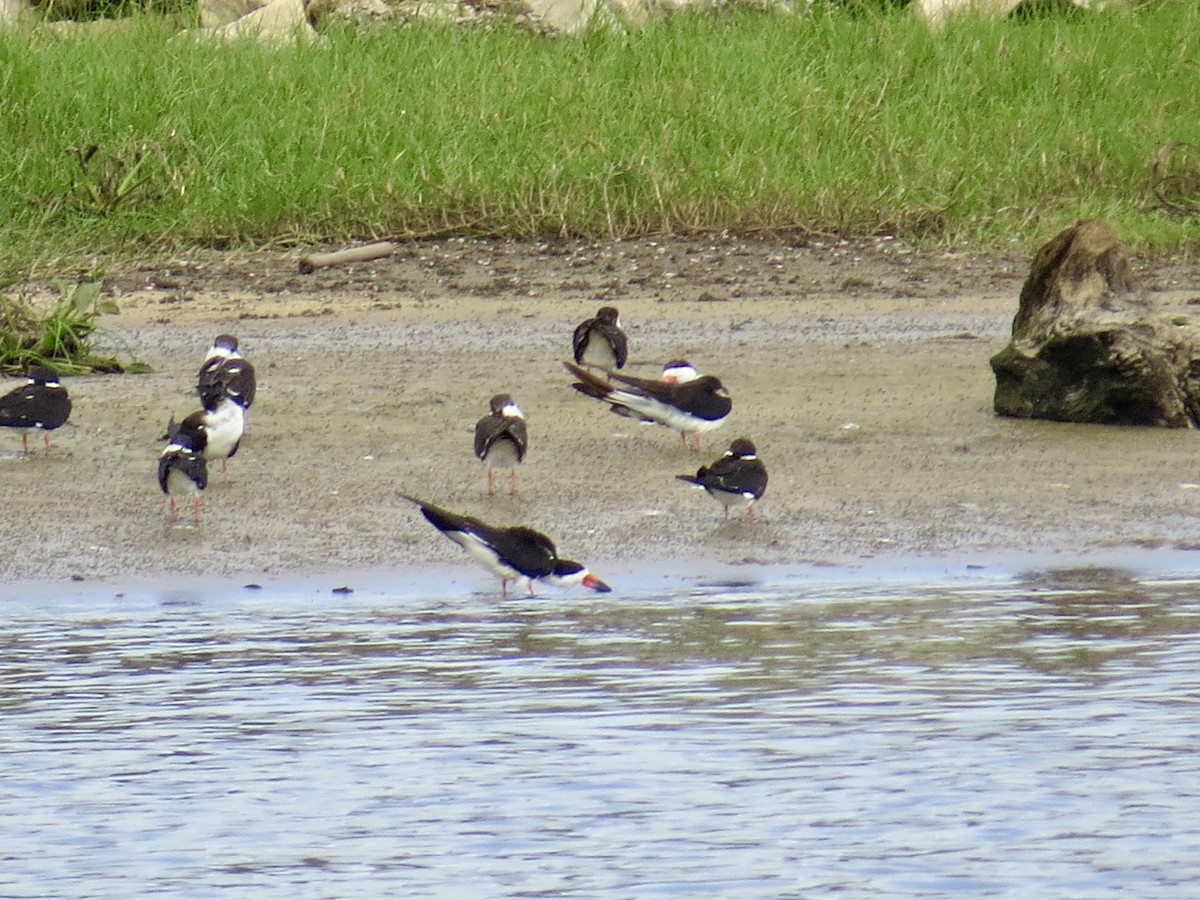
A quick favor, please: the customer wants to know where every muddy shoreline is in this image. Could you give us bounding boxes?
[3,235,1199,589]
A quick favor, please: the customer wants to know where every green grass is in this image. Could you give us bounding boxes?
[1,1,1199,274]
[0,280,148,373]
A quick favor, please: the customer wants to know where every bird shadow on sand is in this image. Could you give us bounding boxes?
[160,522,206,538]
[0,450,72,462]
[705,517,776,539]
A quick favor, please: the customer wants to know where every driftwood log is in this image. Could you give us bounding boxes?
[990,220,1200,427]
[298,241,396,274]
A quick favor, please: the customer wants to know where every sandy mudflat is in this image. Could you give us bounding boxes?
[3,234,1199,589]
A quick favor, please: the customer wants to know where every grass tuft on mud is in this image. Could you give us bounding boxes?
[1,1,1199,271]
[0,280,149,374]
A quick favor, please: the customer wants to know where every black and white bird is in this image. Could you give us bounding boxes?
[676,437,768,522]
[197,334,256,413]
[0,365,72,456]
[660,359,699,385]
[162,383,245,484]
[197,385,246,483]
[399,494,611,598]
[572,306,628,371]
[598,360,701,431]
[564,360,731,452]
[158,412,208,525]
[474,393,527,496]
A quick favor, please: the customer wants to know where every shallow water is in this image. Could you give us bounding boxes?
[4,561,1200,897]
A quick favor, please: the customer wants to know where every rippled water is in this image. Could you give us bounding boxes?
[4,560,1200,897]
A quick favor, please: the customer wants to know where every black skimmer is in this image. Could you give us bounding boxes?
[676,437,768,522]
[159,412,208,524]
[398,494,611,597]
[564,360,731,452]
[661,359,698,385]
[0,365,72,456]
[603,360,699,431]
[162,384,245,484]
[474,393,527,496]
[572,306,628,371]
[197,334,256,413]
[197,385,246,482]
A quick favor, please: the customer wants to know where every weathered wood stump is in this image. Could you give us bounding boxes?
[990,219,1200,427]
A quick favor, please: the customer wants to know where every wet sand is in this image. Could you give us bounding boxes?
[3,235,1199,589]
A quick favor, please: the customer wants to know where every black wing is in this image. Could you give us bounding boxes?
[564,360,615,401]
[571,318,595,365]
[666,376,732,422]
[0,384,71,430]
[474,413,528,462]
[694,455,768,499]
[573,319,628,368]
[158,445,208,494]
[607,324,629,368]
[399,493,558,580]
[198,358,257,408]
[489,526,558,579]
[407,496,492,538]
[606,369,683,404]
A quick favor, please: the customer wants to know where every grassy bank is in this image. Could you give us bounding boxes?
[1,2,1198,272]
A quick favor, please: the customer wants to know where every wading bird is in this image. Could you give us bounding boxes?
[399,494,611,598]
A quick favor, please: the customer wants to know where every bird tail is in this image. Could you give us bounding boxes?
[564,360,613,400]
[397,492,474,535]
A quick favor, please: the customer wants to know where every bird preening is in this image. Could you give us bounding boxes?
[0,365,72,456]
[677,437,768,522]
[48,300,759,571]
[155,334,254,523]
[398,493,611,598]
[2,295,769,578]
[660,359,699,385]
[572,306,628,372]
[564,359,731,452]
[197,334,256,414]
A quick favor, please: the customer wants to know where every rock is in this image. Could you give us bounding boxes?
[28,0,92,17]
[200,0,271,28]
[45,16,139,34]
[916,0,1110,27]
[307,0,392,27]
[516,0,795,37]
[399,0,483,25]
[517,0,600,35]
[915,0,1026,25]
[199,0,318,42]
[990,220,1200,428]
[1,0,33,26]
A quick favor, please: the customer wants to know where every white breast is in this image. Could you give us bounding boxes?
[203,400,245,459]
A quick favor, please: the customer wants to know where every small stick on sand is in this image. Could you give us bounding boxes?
[298,241,397,274]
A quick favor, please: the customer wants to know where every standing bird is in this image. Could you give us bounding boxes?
[162,385,245,484]
[661,359,698,385]
[158,412,208,525]
[197,334,256,414]
[564,360,731,452]
[572,306,628,371]
[676,438,768,522]
[605,360,700,429]
[0,365,72,456]
[474,393,527,496]
[197,385,246,483]
[398,494,611,598]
